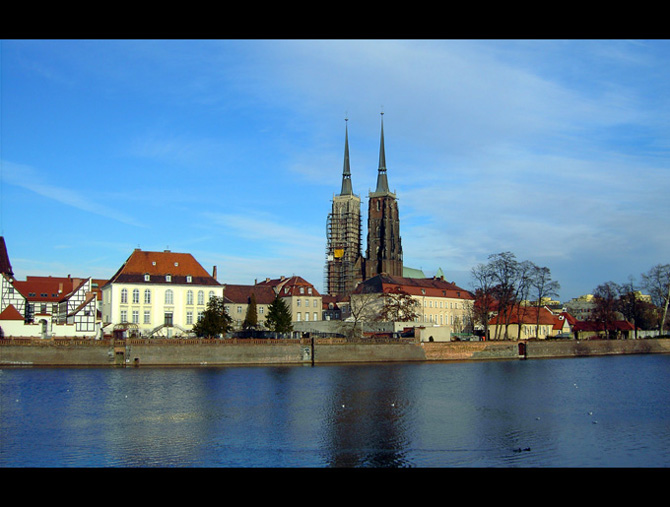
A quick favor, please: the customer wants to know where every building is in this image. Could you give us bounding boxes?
[101,248,223,338]
[223,283,277,329]
[325,118,363,297]
[364,113,403,280]
[351,274,474,333]
[255,276,322,323]
[0,237,99,338]
[487,305,576,340]
[324,113,404,297]
[13,275,85,322]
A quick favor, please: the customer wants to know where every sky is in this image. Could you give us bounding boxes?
[1,39,669,301]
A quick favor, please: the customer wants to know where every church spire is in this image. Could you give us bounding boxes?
[374,112,390,194]
[340,118,353,196]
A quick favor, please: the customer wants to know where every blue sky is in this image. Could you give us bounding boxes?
[1,39,669,301]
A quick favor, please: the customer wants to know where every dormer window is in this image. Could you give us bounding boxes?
[166,274,172,282]
[186,275,192,283]
[144,273,150,282]
[300,287,305,294]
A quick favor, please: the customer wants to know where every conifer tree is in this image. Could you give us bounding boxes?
[192,296,232,338]
[243,293,258,329]
[265,295,293,333]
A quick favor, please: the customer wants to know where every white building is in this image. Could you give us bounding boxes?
[101,249,223,338]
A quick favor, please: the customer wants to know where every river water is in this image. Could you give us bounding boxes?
[1,354,669,467]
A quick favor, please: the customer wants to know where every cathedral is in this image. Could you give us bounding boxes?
[325,113,403,296]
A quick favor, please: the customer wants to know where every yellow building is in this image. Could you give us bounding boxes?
[255,276,322,323]
[351,274,474,332]
[101,249,223,338]
[223,283,276,329]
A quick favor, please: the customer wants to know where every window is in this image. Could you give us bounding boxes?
[121,289,128,304]
[198,291,204,305]
[300,287,305,294]
[186,275,192,283]
[144,310,151,324]
[305,312,310,321]
[259,307,264,314]
[296,312,301,321]
[297,298,301,307]
[132,289,140,304]
[209,291,215,301]
[313,312,318,321]
[120,310,127,323]
[237,306,242,314]
[144,273,150,282]
[308,288,313,295]
[197,311,203,321]
[186,311,193,325]
[165,289,173,305]
[132,310,139,324]
[187,290,194,305]
[144,289,151,304]
[166,274,172,282]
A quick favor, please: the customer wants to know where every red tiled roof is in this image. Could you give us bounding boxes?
[573,320,635,332]
[488,306,557,325]
[223,284,276,305]
[106,249,220,286]
[13,276,80,302]
[354,274,473,300]
[255,276,321,297]
[0,304,24,321]
[0,237,13,276]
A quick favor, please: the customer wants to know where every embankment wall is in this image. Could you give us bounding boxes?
[1,337,669,367]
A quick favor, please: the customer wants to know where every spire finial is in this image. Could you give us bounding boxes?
[340,116,353,195]
[374,111,390,194]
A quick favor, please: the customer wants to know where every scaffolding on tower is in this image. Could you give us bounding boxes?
[324,203,361,297]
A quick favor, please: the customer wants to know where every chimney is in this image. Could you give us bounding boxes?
[212,266,217,280]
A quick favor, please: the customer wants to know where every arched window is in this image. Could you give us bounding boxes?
[121,288,128,304]
[165,289,174,305]
[132,289,140,304]
[197,291,204,305]
[186,290,194,305]
[144,289,151,304]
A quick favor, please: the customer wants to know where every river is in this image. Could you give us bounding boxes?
[1,354,669,467]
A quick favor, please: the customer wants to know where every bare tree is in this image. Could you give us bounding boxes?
[530,264,560,338]
[377,286,420,322]
[471,262,496,340]
[489,252,521,339]
[618,276,643,339]
[641,264,670,336]
[593,282,621,339]
[345,292,382,339]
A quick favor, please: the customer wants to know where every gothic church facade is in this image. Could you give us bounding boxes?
[325,113,403,297]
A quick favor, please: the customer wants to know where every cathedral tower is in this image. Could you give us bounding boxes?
[325,119,363,296]
[365,113,403,279]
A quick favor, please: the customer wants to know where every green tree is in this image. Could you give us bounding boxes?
[192,296,232,338]
[242,293,258,329]
[265,295,293,333]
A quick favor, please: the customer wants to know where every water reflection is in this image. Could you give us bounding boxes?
[2,355,670,467]
[322,364,413,467]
